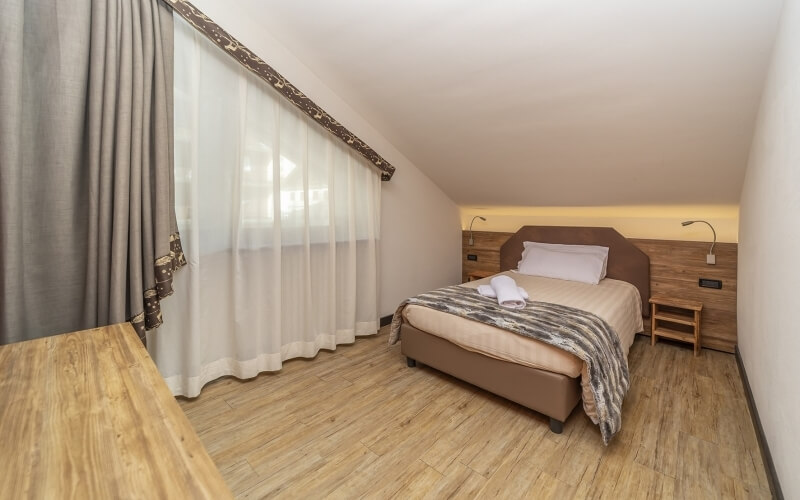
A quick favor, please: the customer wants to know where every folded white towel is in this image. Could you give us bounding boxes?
[477,284,529,300]
[489,275,527,309]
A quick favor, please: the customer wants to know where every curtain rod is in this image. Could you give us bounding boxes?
[166,0,396,181]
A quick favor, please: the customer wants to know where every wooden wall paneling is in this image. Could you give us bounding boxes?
[461,231,738,353]
[461,231,512,282]
[631,239,737,353]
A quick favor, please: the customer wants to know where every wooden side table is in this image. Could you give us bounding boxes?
[649,296,703,356]
[466,269,496,282]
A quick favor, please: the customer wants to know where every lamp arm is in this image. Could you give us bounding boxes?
[699,220,716,255]
[468,216,484,246]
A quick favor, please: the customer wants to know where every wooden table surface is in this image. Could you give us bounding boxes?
[0,323,232,499]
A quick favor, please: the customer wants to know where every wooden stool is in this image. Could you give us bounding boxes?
[649,296,703,356]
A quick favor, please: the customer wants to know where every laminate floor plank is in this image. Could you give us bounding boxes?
[274,442,378,499]
[680,374,720,443]
[471,429,540,498]
[422,461,488,499]
[332,398,471,498]
[218,460,262,497]
[179,328,770,499]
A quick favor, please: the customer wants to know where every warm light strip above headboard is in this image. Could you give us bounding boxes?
[166,0,396,181]
[459,205,740,242]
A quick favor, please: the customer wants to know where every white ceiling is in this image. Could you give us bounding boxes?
[238,0,784,206]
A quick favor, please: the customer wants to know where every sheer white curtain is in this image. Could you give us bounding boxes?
[147,18,381,397]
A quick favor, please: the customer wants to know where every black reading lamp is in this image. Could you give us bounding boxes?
[468,216,486,246]
[681,220,716,265]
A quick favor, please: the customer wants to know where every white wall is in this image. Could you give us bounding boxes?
[379,164,462,315]
[187,0,462,317]
[738,0,799,497]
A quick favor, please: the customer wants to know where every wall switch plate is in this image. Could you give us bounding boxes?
[467,254,478,261]
[699,278,722,289]
[706,254,716,265]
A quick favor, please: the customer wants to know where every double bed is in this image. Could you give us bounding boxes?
[392,226,650,438]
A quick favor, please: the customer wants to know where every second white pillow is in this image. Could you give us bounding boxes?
[519,241,609,278]
[518,246,606,285]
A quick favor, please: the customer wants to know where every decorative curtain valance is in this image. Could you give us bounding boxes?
[166,0,396,181]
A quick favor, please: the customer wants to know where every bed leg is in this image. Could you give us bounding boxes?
[406,357,417,368]
[549,418,564,434]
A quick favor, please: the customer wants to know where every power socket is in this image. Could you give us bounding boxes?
[699,278,722,289]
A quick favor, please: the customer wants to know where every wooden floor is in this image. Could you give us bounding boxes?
[178,327,771,499]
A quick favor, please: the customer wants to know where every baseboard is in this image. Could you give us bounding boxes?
[735,347,783,499]
[379,314,393,328]
[634,332,735,355]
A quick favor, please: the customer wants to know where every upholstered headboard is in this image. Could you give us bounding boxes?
[499,226,651,316]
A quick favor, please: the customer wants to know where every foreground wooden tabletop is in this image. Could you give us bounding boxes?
[0,323,232,499]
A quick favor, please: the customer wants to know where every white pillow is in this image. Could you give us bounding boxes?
[519,241,609,278]
[518,246,606,285]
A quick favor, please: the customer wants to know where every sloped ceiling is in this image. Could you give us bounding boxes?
[238,0,783,206]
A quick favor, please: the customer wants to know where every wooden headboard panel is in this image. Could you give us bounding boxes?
[499,226,651,315]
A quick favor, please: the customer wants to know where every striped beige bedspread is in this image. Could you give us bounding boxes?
[402,272,642,377]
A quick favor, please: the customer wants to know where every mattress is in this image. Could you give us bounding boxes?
[401,271,643,378]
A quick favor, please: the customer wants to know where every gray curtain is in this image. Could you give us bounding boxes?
[0,0,184,344]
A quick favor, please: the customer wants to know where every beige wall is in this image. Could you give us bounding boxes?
[188,0,462,317]
[738,0,799,497]
[460,205,739,242]
[380,165,462,315]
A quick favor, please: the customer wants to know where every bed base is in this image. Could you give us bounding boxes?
[400,323,582,434]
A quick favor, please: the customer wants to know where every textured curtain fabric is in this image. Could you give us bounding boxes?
[147,18,380,397]
[0,0,182,344]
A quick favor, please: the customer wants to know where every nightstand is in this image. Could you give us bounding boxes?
[649,296,703,356]
[466,270,495,282]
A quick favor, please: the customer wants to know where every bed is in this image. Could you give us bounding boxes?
[394,226,650,437]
